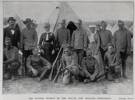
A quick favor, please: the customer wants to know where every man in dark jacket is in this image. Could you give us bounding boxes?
[39,23,55,63]
[113,20,131,78]
[4,17,21,48]
[99,21,113,61]
[55,19,70,48]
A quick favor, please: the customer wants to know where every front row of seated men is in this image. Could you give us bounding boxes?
[3,37,122,84]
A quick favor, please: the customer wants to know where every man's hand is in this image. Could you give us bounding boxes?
[32,68,38,76]
[90,75,95,81]
[52,49,55,55]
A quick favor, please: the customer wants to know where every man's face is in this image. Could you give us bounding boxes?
[101,23,107,30]
[89,27,95,33]
[86,50,92,57]
[33,49,40,56]
[45,26,50,32]
[96,25,101,31]
[118,22,124,29]
[8,20,15,27]
[61,22,66,28]
[64,48,71,56]
[76,20,82,29]
[108,46,114,53]
[26,23,32,29]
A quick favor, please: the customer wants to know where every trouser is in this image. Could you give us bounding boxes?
[3,61,20,79]
[42,44,53,63]
[75,49,84,65]
[79,68,98,82]
[120,51,128,77]
[100,48,107,62]
[23,50,33,74]
[28,66,50,78]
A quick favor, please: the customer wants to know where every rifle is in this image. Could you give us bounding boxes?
[53,63,62,82]
[49,46,63,81]
[53,65,77,83]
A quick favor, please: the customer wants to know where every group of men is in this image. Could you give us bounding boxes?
[3,16,132,84]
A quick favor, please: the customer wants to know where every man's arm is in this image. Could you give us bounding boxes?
[40,56,51,69]
[108,30,113,43]
[39,34,44,47]
[83,32,88,50]
[126,30,131,55]
[33,30,38,47]
[67,29,71,45]
[95,33,100,55]
[71,31,75,47]
[112,32,117,50]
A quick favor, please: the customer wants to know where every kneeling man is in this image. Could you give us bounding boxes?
[61,46,80,85]
[3,37,20,80]
[81,48,100,83]
[26,48,51,81]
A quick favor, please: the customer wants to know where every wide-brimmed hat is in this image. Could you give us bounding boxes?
[118,20,124,25]
[8,17,16,22]
[23,18,33,24]
[101,21,107,26]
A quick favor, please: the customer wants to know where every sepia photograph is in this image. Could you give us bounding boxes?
[2,0,134,95]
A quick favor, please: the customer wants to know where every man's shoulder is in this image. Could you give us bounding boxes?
[105,29,112,34]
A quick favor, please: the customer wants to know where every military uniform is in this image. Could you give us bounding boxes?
[113,28,131,78]
[99,29,112,61]
[81,56,99,82]
[27,55,51,77]
[56,27,70,47]
[3,46,20,79]
[104,51,122,81]
[71,28,88,65]
[39,32,55,62]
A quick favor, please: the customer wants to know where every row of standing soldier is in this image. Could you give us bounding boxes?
[3,17,132,84]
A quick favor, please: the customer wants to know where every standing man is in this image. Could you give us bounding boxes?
[99,21,113,61]
[39,23,55,63]
[71,19,88,65]
[113,20,131,78]
[55,19,70,48]
[21,18,38,59]
[4,17,21,48]
[21,18,38,74]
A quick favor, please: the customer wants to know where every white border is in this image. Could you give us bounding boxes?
[0,0,134,100]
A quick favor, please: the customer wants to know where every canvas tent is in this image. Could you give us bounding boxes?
[36,2,80,41]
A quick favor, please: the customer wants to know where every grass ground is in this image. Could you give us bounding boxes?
[3,56,133,94]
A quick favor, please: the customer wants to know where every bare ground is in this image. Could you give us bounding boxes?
[3,56,133,94]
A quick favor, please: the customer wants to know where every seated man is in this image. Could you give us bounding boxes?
[104,43,122,82]
[26,47,51,81]
[61,46,80,85]
[3,37,20,80]
[81,48,100,83]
